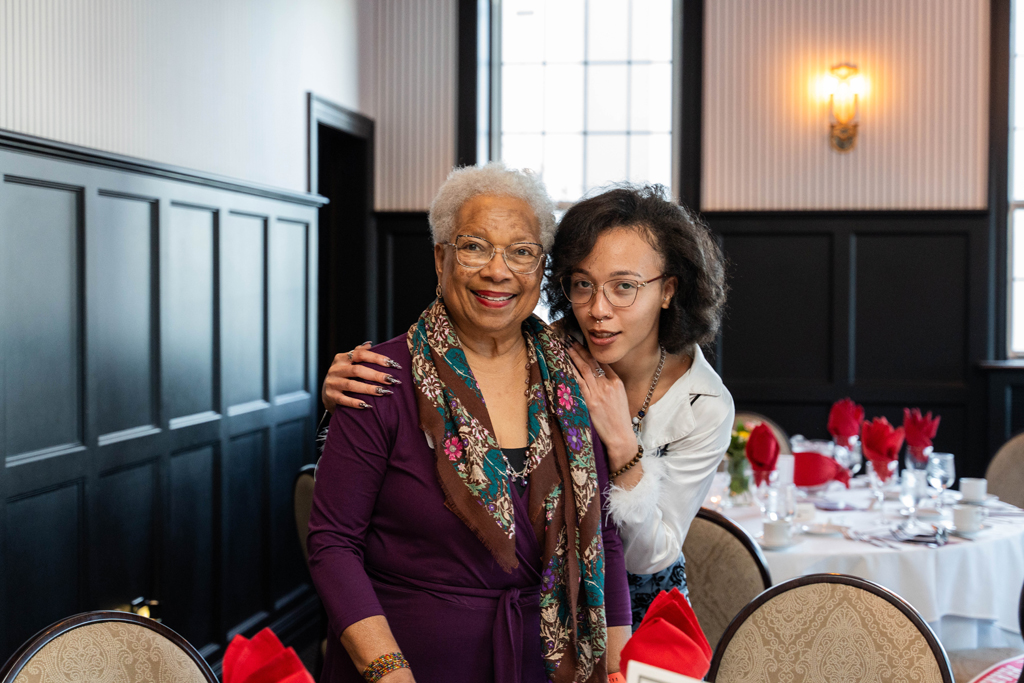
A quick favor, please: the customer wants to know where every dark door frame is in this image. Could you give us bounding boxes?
[306,94,376,399]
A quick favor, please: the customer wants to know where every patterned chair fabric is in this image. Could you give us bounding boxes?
[986,432,1024,509]
[2,613,216,683]
[294,463,317,564]
[735,412,792,455]
[709,575,953,683]
[682,508,771,649]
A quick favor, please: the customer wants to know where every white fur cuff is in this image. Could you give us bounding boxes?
[606,454,666,527]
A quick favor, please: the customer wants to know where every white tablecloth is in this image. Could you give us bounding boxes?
[708,477,1024,652]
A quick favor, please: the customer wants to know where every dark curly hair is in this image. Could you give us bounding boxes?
[544,185,727,354]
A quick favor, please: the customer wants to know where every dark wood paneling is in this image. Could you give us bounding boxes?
[271,420,307,606]
[854,234,968,386]
[721,234,832,383]
[223,431,268,635]
[222,213,268,411]
[165,204,218,424]
[163,445,217,649]
[92,194,158,439]
[271,221,308,398]
[3,483,81,653]
[377,212,436,339]
[0,179,83,463]
[93,462,156,608]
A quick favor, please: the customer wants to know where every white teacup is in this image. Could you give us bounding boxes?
[952,504,988,532]
[763,520,793,546]
[960,477,988,503]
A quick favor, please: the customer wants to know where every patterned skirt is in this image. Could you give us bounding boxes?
[626,552,688,630]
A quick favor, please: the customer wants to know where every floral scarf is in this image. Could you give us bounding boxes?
[408,298,608,683]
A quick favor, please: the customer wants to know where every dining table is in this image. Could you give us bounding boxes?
[705,473,1024,653]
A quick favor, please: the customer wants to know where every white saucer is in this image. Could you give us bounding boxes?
[800,523,845,536]
[962,494,1000,507]
[755,533,802,550]
[900,507,944,520]
[949,522,993,538]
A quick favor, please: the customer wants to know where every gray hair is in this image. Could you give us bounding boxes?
[428,162,558,250]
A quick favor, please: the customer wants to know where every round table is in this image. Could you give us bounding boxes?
[708,476,1024,652]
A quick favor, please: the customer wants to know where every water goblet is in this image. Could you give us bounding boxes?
[927,452,956,516]
[899,468,929,533]
[867,459,898,523]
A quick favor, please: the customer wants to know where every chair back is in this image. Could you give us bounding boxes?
[707,573,953,683]
[0,611,217,683]
[682,507,772,649]
[294,463,317,563]
[734,411,791,454]
[986,432,1024,509]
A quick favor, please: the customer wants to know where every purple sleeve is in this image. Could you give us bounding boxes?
[306,403,392,635]
[593,430,633,627]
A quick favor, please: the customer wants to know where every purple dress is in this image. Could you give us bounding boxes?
[307,335,632,683]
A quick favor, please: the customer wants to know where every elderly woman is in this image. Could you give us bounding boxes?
[307,163,632,683]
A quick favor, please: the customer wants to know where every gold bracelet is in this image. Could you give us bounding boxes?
[362,652,410,682]
[610,445,644,479]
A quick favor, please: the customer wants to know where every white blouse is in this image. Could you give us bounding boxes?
[606,344,735,575]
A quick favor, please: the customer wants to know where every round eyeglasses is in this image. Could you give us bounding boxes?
[443,234,545,274]
[561,274,666,308]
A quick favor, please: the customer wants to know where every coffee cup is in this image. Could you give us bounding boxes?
[960,477,987,503]
[763,520,793,546]
[952,504,988,532]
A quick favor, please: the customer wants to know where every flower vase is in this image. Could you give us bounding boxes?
[725,456,753,507]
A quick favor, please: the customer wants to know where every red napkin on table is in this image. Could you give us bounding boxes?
[793,451,850,488]
[223,628,314,683]
[861,417,904,482]
[621,588,712,680]
[903,407,941,466]
[828,398,864,442]
[745,423,779,485]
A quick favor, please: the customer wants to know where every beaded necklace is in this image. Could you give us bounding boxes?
[632,346,667,435]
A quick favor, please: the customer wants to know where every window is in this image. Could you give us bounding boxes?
[494,0,676,206]
[1012,2,1024,353]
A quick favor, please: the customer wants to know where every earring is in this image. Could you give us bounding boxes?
[436,283,443,300]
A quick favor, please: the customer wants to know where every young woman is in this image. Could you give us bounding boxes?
[322,185,733,629]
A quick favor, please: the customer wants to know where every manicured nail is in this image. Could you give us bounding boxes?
[358,401,372,409]
[385,375,402,385]
[362,341,373,346]
[376,387,393,396]
[387,359,403,370]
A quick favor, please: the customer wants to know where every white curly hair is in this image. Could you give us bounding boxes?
[428,162,558,250]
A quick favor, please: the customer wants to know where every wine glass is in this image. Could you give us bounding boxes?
[867,460,897,523]
[834,436,863,477]
[927,453,956,515]
[899,468,929,533]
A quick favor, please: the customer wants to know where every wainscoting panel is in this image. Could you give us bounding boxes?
[0,129,323,664]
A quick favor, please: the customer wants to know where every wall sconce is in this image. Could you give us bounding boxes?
[824,63,863,152]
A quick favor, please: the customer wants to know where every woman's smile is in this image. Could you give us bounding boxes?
[472,289,518,307]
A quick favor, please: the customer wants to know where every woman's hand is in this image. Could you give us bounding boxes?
[322,342,403,412]
[566,342,637,469]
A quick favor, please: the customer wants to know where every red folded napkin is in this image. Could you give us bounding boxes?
[828,398,864,442]
[745,424,779,485]
[223,629,314,683]
[861,417,904,482]
[793,451,850,488]
[621,588,711,680]
[903,407,940,466]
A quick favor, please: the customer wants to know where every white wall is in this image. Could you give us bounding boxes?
[702,0,990,211]
[0,0,362,193]
[358,0,456,211]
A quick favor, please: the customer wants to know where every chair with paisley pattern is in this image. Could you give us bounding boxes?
[0,610,217,683]
[707,573,953,683]
[734,411,792,455]
[682,507,772,649]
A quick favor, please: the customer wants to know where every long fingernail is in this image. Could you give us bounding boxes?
[376,387,393,396]
[359,401,372,409]
[362,340,373,346]
[387,360,402,370]
[385,375,402,385]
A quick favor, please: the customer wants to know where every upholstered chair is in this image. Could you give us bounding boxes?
[294,463,317,563]
[0,611,216,683]
[986,432,1024,509]
[682,507,772,649]
[734,412,792,455]
[707,573,953,683]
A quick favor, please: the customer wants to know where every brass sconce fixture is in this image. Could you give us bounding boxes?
[825,63,863,152]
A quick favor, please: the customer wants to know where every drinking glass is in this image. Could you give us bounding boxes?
[927,452,956,515]
[899,468,929,533]
[867,460,897,523]
[905,444,932,472]
[834,436,863,477]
